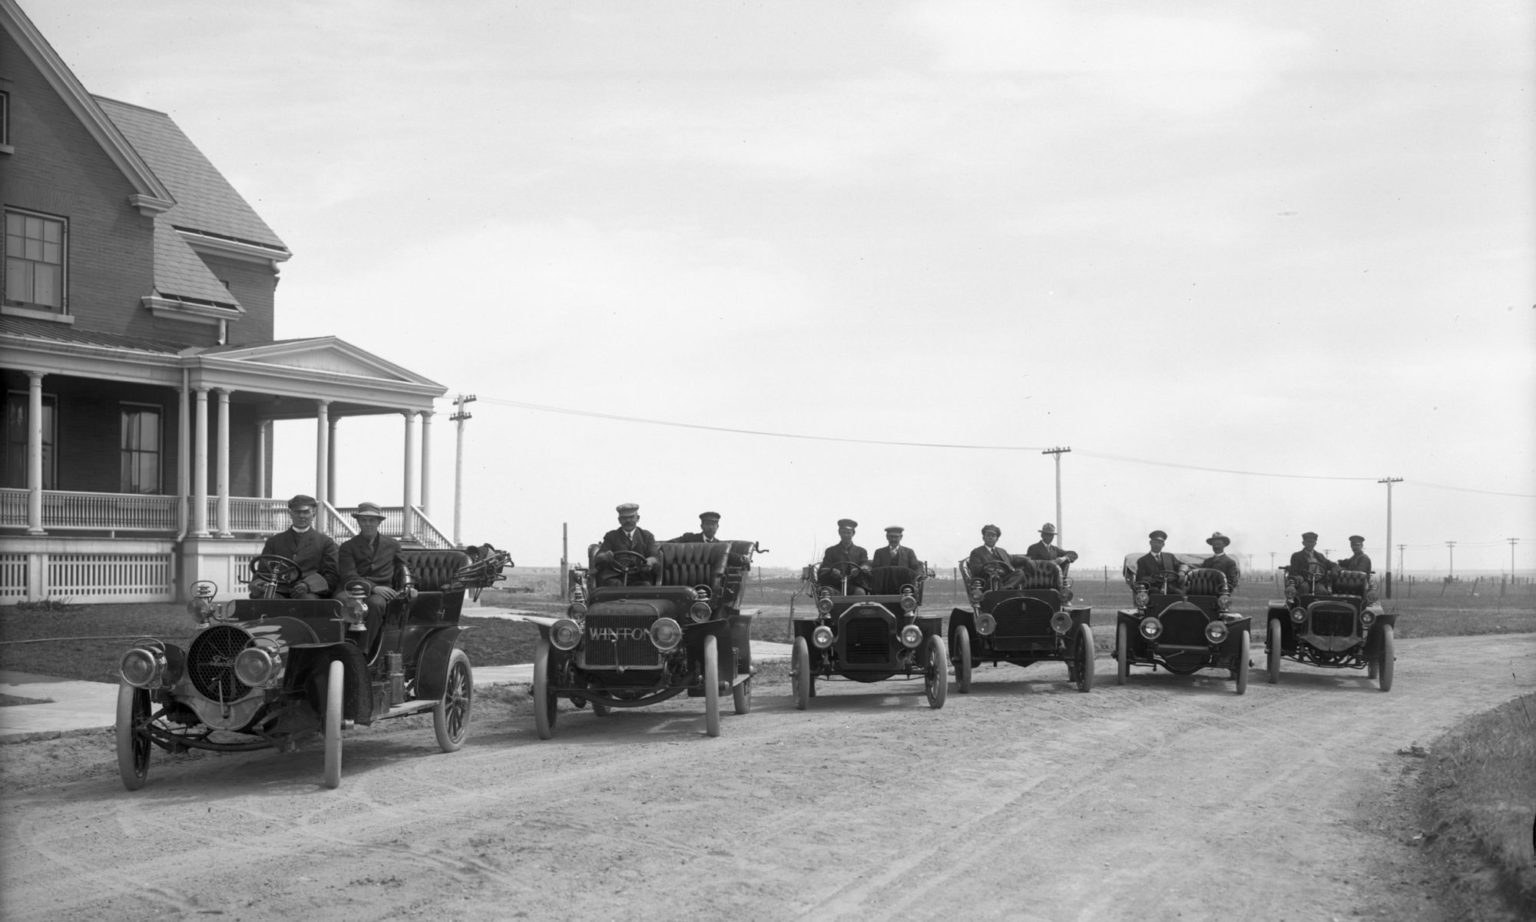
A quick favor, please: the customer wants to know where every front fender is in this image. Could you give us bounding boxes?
[415,626,468,701]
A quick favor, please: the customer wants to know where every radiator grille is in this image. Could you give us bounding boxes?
[843,615,892,665]
[1309,604,1358,638]
[1158,607,1210,646]
[188,625,252,701]
[583,612,660,668]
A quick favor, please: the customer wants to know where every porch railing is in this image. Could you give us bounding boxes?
[0,488,178,534]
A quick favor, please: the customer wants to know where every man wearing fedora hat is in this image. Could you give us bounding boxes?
[1336,535,1373,574]
[594,503,659,586]
[1026,523,1078,576]
[336,502,409,625]
[252,494,339,599]
[818,518,871,594]
[1200,532,1241,590]
[669,511,723,544]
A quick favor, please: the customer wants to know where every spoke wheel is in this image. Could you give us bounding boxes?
[925,635,948,709]
[533,636,558,739]
[703,634,721,737]
[1234,629,1250,696]
[732,676,752,715]
[1116,622,1131,685]
[792,637,812,711]
[433,649,472,752]
[1378,624,1395,692]
[1075,622,1095,692]
[954,626,972,694]
[115,684,151,791]
[323,659,344,789]
[1267,619,1282,684]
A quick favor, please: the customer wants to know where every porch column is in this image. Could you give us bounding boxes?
[192,387,210,537]
[25,370,44,535]
[314,400,331,507]
[402,411,419,536]
[177,377,190,537]
[327,415,339,507]
[420,410,434,519]
[215,388,232,537]
[256,420,269,499]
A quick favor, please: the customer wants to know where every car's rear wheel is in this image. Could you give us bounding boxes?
[323,659,343,789]
[1075,622,1095,692]
[115,684,151,791]
[433,648,472,752]
[925,635,948,709]
[1116,622,1130,685]
[791,637,812,711]
[533,636,557,739]
[954,626,972,694]
[1234,629,1250,696]
[703,633,721,738]
[732,676,752,715]
[1267,619,1282,684]
[1378,624,1395,692]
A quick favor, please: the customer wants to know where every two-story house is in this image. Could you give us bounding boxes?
[1,0,452,604]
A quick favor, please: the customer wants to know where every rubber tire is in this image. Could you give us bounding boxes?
[433,648,472,752]
[703,634,721,738]
[792,637,812,711]
[1075,622,1095,692]
[533,636,557,739]
[1234,629,1250,696]
[1116,622,1131,685]
[925,635,948,709]
[954,626,972,694]
[116,684,151,791]
[1267,619,1282,684]
[323,659,343,789]
[1378,624,1395,692]
[733,676,752,715]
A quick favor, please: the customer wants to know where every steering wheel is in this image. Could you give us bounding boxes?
[610,550,650,575]
[823,559,864,578]
[250,555,301,599]
[980,561,1009,578]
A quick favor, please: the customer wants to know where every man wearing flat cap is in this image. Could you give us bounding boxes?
[818,518,871,594]
[669,511,723,544]
[968,524,1037,589]
[1289,531,1337,590]
[1026,523,1078,576]
[594,503,659,586]
[872,526,922,572]
[1200,532,1241,591]
[335,502,409,631]
[252,494,339,599]
[1134,529,1185,589]
[1336,535,1373,574]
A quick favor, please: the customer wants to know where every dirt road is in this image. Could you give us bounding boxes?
[2,633,1532,921]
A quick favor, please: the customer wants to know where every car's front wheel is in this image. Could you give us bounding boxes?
[1116,622,1131,685]
[1075,622,1095,692]
[954,625,972,694]
[1234,629,1250,696]
[115,684,151,791]
[791,637,812,711]
[703,633,721,738]
[1378,624,1395,692]
[1267,619,1282,684]
[433,648,472,752]
[925,635,948,709]
[323,659,344,789]
[533,636,558,739]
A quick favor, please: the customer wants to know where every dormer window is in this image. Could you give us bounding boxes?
[4,209,67,312]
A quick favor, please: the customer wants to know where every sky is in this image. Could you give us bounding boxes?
[26,0,1536,574]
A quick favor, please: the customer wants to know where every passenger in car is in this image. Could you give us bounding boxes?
[594,502,660,586]
[1026,522,1079,575]
[1335,535,1373,574]
[1133,529,1185,590]
[668,511,723,543]
[251,494,339,599]
[1199,531,1241,591]
[818,518,871,594]
[872,526,922,572]
[335,501,408,628]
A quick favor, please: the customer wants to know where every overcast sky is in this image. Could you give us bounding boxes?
[29,0,1536,574]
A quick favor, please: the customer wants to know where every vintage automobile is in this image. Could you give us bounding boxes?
[789,559,948,709]
[114,544,510,790]
[1266,565,1396,691]
[949,557,1093,693]
[518,539,761,739]
[1115,552,1251,695]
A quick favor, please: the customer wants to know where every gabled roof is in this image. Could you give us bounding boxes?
[195,337,443,389]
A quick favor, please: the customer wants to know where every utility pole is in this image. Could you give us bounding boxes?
[1446,540,1456,580]
[450,394,476,546]
[1510,538,1520,579]
[1397,544,1405,577]
[1269,551,1275,570]
[1042,447,1071,544]
[1379,476,1402,599]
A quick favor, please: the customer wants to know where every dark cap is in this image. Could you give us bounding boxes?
[351,501,385,520]
[1348,534,1365,542]
[616,503,639,515]
[982,524,1001,537]
[288,494,318,510]
[1302,531,1318,540]
[885,526,904,535]
[1149,530,1167,541]
[837,518,858,529]
[699,511,721,522]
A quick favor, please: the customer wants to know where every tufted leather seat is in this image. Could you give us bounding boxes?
[656,542,729,588]
[1183,567,1229,596]
[1332,569,1369,596]
[1014,560,1063,591]
[401,549,474,591]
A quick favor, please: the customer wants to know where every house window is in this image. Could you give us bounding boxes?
[4,210,67,311]
[120,404,162,494]
[0,91,10,148]
[2,391,56,490]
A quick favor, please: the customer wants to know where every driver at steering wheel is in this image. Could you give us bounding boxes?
[1133,529,1186,592]
[967,524,1037,589]
[593,503,660,586]
[818,518,871,595]
[251,494,339,599]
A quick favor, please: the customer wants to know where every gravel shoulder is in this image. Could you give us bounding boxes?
[2,633,1532,921]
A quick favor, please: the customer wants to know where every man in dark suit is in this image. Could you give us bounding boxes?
[1026,523,1078,575]
[252,494,339,599]
[1134,530,1185,590]
[819,518,871,595]
[1336,535,1373,573]
[1289,531,1337,591]
[968,524,1036,588]
[872,526,922,572]
[1199,531,1241,590]
[594,503,659,586]
[669,511,723,543]
[335,502,408,627]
